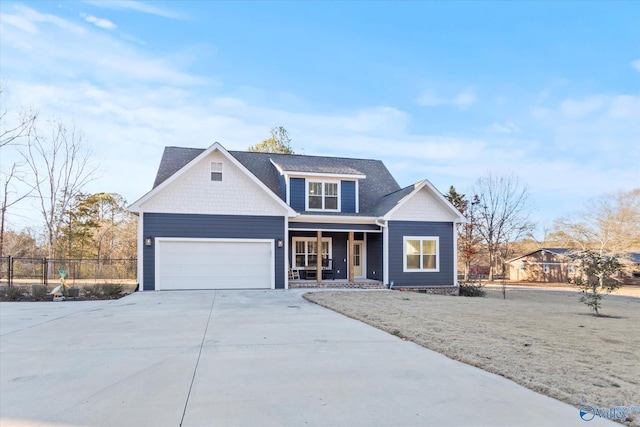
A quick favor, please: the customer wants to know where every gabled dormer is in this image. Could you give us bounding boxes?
[270,159,366,213]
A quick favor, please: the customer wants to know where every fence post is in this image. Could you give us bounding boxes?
[43,257,48,286]
[8,255,13,288]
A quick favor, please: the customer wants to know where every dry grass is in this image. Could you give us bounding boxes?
[303,289,640,426]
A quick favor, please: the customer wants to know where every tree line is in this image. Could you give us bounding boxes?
[446,181,640,283]
[1,83,136,267]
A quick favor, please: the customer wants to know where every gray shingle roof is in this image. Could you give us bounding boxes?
[371,185,415,217]
[153,146,204,189]
[152,146,402,216]
[270,157,365,176]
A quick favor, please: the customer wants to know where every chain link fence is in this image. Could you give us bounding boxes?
[0,256,137,287]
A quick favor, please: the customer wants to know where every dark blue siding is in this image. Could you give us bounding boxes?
[289,222,381,231]
[143,213,285,290]
[341,181,356,213]
[388,221,454,287]
[366,233,383,281]
[290,178,305,211]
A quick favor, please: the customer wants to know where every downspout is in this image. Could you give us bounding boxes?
[375,218,391,289]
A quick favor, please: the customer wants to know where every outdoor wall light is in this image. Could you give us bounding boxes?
[145,237,152,247]
[277,239,284,248]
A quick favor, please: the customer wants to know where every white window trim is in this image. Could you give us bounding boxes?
[403,236,440,272]
[292,237,333,269]
[306,180,341,212]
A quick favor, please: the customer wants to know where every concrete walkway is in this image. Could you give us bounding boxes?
[1,290,615,426]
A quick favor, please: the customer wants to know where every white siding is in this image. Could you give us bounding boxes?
[390,188,456,222]
[140,151,285,216]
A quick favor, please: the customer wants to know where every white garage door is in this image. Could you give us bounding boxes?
[155,239,273,290]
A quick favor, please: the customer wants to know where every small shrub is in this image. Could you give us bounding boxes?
[3,286,28,301]
[459,282,486,297]
[391,329,406,339]
[83,283,125,299]
[82,284,102,299]
[32,284,47,300]
[100,283,124,296]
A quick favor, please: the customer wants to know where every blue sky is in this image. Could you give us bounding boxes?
[1,1,639,236]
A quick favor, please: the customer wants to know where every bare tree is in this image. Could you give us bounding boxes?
[1,163,33,255]
[473,173,535,282]
[554,189,640,254]
[553,188,640,274]
[0,83,38,254]
[0,83,38,148]
[20,118,97,277]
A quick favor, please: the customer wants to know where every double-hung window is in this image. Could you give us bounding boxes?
[308,181,339,211]
[211,162,223,181]
[403,236,439,272]
[292,237,332,268]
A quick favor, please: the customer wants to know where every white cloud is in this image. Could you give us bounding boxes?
[0,12,38,33]
[490,121,521,134]
[560,96,605,118]
[1,6,202,87]
[83,15,117,30]
[451,91,477,107]
[83,0,184,20]
[416,89,477,108]
[633,59,640,72]
[14,4,85,34]
[608,95,640,119]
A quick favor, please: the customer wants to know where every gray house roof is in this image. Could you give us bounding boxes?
[508,248,640,264]
[152,146,402,216]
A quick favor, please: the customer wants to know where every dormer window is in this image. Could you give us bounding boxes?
[308,181,338,211]
[211,162,223,181]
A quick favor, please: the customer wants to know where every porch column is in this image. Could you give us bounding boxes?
[317,230,322,283]
[348,231,355,282]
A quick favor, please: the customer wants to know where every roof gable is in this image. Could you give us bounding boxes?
[382,180,466,222]
[129,143,295,216]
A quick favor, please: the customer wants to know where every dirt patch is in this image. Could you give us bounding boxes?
[303,289,640,426]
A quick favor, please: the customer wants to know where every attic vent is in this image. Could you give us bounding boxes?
[211,162,223,181]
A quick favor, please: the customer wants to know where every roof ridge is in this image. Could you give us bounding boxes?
[229,149,383,163]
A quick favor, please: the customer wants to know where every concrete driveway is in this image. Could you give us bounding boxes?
[1,290,615,427]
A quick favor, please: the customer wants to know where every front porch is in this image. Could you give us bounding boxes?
[288,278,386,289]
[288,224,384,285]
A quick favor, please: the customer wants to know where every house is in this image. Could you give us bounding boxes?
[507,248,576,283]
[507,248,640,285]
[128,143,466,293]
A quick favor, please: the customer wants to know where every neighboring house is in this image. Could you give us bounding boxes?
[129,143,466,293]
[625,253,640,285]
[507,248,576,283]
[507,248,640,285]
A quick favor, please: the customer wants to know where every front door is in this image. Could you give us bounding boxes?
[353,241,364,278]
